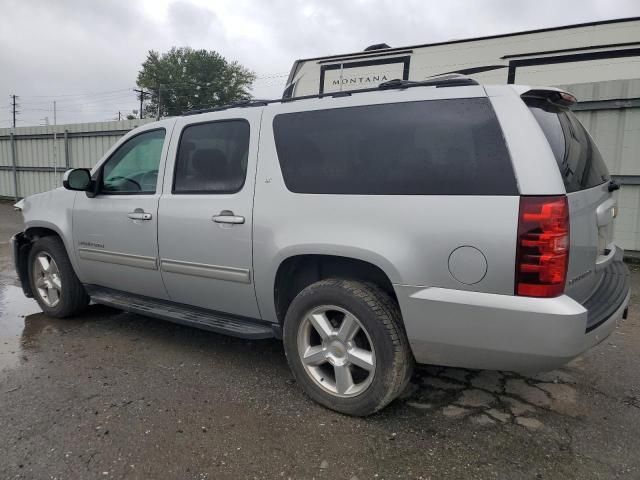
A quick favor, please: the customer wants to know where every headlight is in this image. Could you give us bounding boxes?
[13,199,25,211]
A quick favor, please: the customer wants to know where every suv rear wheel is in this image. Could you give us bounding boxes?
[28,236,89,318]
[283,279,413,416]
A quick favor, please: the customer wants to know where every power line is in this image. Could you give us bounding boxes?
[5,71,290,125]
[18,88,132,99]
[18,93,137,107]
[12,72,289,99]
[8,72,288,104]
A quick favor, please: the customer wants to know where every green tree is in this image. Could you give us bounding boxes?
[136,47,256,118]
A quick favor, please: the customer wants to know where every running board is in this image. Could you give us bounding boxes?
[85,285,276,340]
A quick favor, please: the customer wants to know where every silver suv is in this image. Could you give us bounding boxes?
[11,77,630,416]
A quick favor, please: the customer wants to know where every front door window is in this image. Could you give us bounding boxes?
[101,129,166,194]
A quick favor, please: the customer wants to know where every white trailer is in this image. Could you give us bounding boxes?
[281,17,640,253]
[283,17,640,98]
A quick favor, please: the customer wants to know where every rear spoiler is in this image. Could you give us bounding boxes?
[520,88,577,108]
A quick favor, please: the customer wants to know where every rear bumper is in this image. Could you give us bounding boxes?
[395,260,630,373]
[585,256,629,332]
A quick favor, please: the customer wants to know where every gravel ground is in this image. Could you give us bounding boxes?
[1,200,639,479]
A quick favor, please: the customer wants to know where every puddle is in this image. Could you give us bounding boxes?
[0,283,41,373]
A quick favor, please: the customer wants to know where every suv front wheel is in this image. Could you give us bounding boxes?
[283,279,413,416]
[28,236,89,318]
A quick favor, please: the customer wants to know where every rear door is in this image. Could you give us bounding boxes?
[157,110,261,318]
[527,102,614,303]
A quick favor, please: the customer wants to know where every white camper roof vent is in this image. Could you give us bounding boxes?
[364,43,391,51]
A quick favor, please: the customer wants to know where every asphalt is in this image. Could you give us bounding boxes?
[1,200,639,479]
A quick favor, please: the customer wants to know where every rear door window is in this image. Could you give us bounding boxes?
[528,105,609,192]
[272,98,517,195]
[173,120,250,194]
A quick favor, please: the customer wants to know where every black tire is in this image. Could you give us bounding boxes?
[283,279,413,416]
[28,236,89,318]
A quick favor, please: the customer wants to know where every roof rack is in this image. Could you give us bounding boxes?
[182,74,478,116]
[378,74,478,89]
[183,99,271,116]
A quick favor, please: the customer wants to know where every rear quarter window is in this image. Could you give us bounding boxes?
[272,98,517,195]
[528,104,610,193]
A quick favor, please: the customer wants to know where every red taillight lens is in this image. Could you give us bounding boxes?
[515,196,569,297]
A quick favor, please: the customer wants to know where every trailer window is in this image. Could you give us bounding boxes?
[272,98,517,195]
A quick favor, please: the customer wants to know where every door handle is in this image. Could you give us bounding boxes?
[212,210,245,224]
[127,211,152,221]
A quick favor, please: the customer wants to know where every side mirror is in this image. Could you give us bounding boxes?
[63,168,92,191]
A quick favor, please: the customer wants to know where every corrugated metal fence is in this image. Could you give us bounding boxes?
[560,79,640,251]
[0,119,153,199]
[0,81,639,250]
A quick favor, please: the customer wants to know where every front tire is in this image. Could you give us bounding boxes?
[283,279,413,416]
[28,236,89,318]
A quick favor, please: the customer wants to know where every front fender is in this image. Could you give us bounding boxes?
[22,189,80,278]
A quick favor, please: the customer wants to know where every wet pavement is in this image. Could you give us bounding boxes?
[1,200,639,479]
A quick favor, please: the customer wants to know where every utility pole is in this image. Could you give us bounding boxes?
[9,94,18,199]
[133,88,150,119]
[53,101,58,188]
[156,83,162,121]
[118,111,122,121]
[11,94,18,128]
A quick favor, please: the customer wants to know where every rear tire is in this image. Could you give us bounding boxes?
[28,236,89,318]
[283,279,413,416]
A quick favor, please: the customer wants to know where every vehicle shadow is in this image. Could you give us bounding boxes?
[14,297,583,431]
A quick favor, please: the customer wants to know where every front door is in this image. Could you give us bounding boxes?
[157,110,261,318]
[73,124,174,299]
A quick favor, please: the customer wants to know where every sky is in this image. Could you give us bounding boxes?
[1,0,639,127]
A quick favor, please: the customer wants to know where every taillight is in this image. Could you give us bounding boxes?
[515,196,569,298]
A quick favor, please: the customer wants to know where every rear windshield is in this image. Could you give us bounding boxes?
[528,103,609,193]
[272,98,517,195]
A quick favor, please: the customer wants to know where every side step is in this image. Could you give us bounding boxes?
[85,285,276,340]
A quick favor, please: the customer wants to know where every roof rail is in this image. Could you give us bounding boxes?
[183,99,270,116]
[182,74,479,116]
[378,74,478,90]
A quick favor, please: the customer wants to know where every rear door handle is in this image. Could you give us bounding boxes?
[127,211,152,221]
[212,210,245,224]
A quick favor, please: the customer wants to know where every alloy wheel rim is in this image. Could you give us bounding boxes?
[33,253,62,307]
[297,305,376,398]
